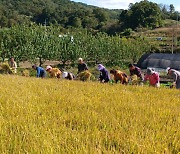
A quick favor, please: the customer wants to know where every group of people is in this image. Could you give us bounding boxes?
[98,63,180,89]
[8,57,180,89]
[32,64,75,80]
[97,63,160,87]
[31,58,88,80]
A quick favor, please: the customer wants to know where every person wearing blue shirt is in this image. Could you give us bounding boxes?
[32,65,46,78]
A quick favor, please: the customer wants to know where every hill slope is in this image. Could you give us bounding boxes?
[0,0,121,29]
[135,20,180,53]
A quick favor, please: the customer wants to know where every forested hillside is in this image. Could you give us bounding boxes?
[0,0,179,34]
[0,0,121,32]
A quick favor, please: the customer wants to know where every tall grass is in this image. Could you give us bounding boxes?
[0,75,179,153]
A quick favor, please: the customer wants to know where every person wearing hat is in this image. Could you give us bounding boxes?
[32,64,46,78]
[46,66,61,79]
[77,58,88,74]
[98,64,110,83]
[166,67,180,89]
[110,69,128,84]
[144,68,160,87]
[128,64,143,85]
[62,72,75,80]
[77,58,91,81]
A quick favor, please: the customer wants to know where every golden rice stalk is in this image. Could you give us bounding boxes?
[22,69,30,77]
[78,70,92,81]
[0,63,13,74]
[130,75,138,85]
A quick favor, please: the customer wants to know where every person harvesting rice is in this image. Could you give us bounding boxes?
[110,69,128,84]
[46,66,61,79]
[62,72,75,80]
[77,58,91,81]
[97,64,110,83]
[128,64,143,85]
[9,57,17,74]
[166,67,180,89]
[32,65,46,78]
[77,58,88,74]
[144,68,160,87]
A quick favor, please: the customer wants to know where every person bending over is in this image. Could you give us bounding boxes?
[128,64,143,85]
[110,69,128,84]
[46,65,61,79]
[62,72,75,80]
[144,68,160,87]
[32,65,46,78]
[166,67,180,89]
[98,64,110,83]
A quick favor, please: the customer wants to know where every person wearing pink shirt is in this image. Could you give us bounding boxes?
[144,68,160,87]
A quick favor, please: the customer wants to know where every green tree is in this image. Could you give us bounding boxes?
[93,8,109,22]
[72,17,82,28]
[169,4,175,14]
[82,17,98,29]
[0,16,8,27]
[119,0,163,30]
[161,5,169,19]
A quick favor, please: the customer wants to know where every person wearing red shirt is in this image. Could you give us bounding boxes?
[144,68,160,87]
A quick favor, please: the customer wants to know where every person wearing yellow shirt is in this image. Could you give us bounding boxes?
[110,69,128,84]
[46,65,61,78]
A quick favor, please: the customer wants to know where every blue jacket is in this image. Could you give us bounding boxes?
[36,67,46,78]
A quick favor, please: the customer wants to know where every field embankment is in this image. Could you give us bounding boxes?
[0,75,179,153]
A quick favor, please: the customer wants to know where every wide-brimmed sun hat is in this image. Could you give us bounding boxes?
[46,65,52,71]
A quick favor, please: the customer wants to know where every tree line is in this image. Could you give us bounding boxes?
[0,25,153,67]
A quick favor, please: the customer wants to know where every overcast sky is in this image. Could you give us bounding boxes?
[71,0,180,11]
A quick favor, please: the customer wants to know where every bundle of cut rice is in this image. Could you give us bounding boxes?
[78,70,92,81]
[0,63,13,74]
[22,69,30,77]
[130,75,138,85]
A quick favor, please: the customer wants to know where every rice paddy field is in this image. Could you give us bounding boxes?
[0,75,179,153]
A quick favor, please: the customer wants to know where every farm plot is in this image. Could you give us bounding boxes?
[0,75,179,153]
